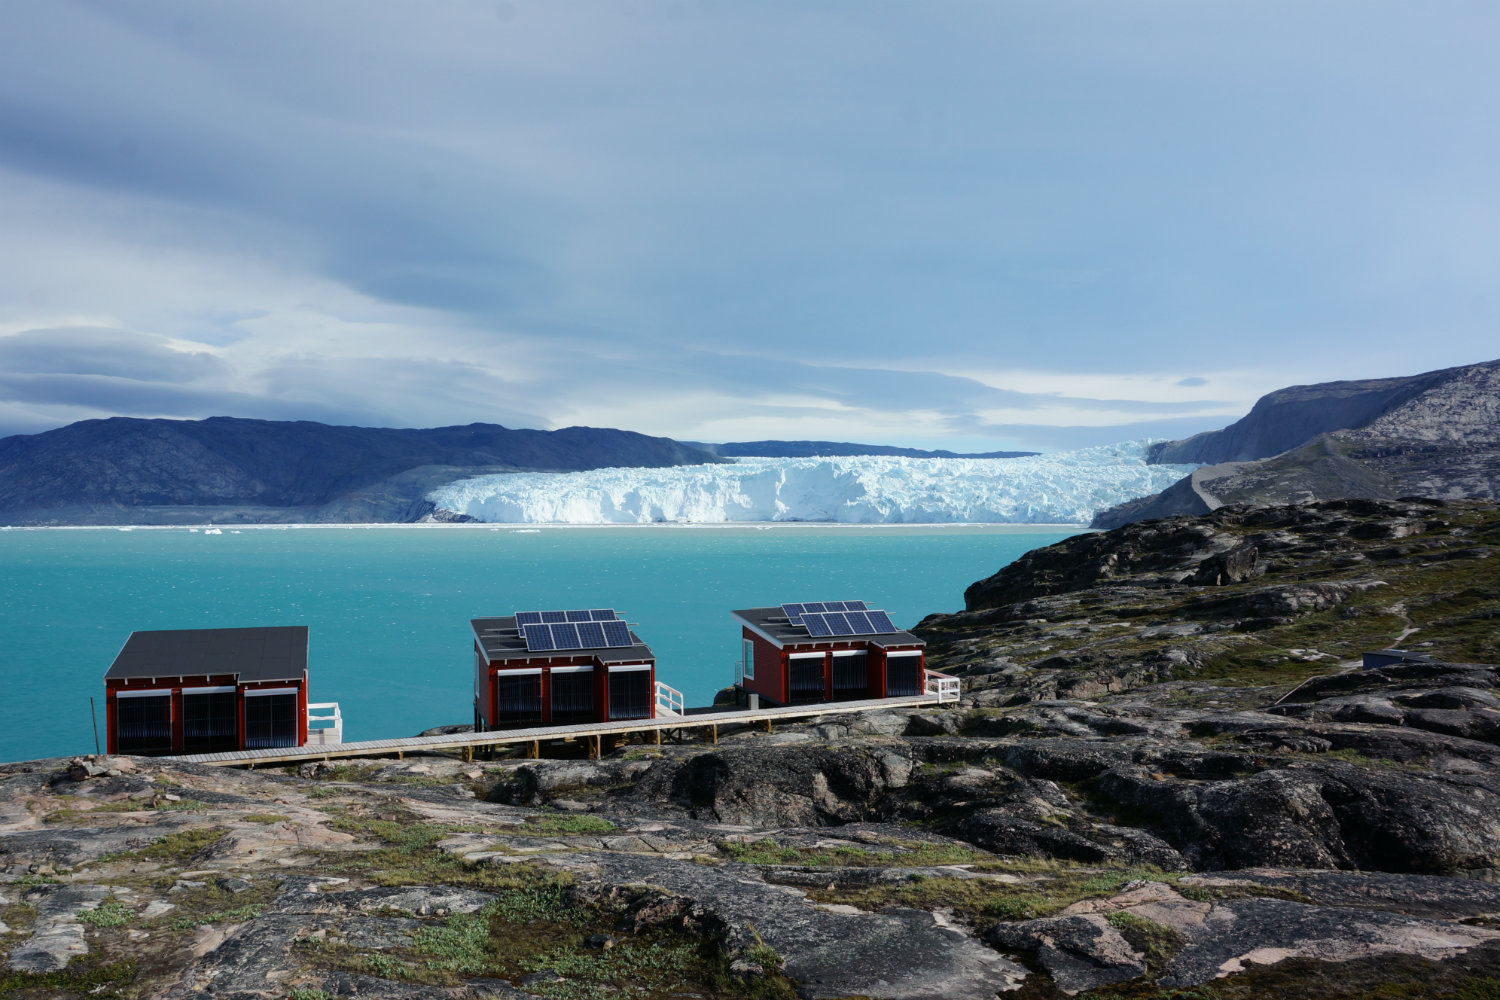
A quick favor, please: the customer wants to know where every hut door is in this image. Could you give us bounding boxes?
[608,666,651,720]
[886,653,922,696]
[788,654,825,703]
[496,671,542,724]
[832,651,868,700]
[550,667,594,724]
[116,693,173,755]
[245,691,298,748]
[183,688,237,753]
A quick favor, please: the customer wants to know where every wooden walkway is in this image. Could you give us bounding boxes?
[168,693,952,768]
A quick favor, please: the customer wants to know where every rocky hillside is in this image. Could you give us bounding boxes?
[0,418,720,526]
[1095,359,1500,528]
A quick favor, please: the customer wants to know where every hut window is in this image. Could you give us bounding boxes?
[117,693,172,755]
[496,672,542,724]
[788,654,825,703]
[550,668,594,724]
[832,651,868,700]
[183,690,237,753]
[608,666,652,720]
[886,652,922,697]
[245,692,298,748]
[742,639,755,681]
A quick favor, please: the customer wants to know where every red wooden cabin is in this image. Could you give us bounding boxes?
[471,609,657,729]
[731,601,926,706]
[104,626,310,756]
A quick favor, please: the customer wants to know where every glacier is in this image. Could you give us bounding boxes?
[427,441,1197,525]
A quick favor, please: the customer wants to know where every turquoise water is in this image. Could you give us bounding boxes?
[0,524,1077,763]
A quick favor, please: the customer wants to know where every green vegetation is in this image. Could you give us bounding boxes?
[523,814,618,835]
[242,813,290,824]
[1107,911,1183,973]
[723,836,986,868]
[0,960,137,999]
[136,826,228,863]
[77,898,133,928]
[285,990,335,1000]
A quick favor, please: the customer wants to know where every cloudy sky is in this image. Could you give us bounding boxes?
[0,1,1495,452]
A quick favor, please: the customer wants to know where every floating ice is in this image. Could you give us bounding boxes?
[428,441,1194,525]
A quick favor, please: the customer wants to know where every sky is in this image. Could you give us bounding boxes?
[0,1,1495,453]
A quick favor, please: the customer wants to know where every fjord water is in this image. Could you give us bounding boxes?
[0,524,1077,763]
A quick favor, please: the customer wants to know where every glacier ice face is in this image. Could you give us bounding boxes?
[427,441,1197,525]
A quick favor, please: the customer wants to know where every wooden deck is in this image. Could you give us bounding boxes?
[167,693,949,768]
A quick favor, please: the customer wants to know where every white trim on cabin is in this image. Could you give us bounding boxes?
[244,686,300,697]
[495,667,543,676]
[608,664,652,673]
[549,665,593,675]
[115,689,172,700]
[181,685,236,695]
[788,651,825,660]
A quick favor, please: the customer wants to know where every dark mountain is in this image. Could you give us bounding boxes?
[687,439,1037,459]
[1146,360,1494,465]
[1094,359,1500,528]
[0,417,721,525]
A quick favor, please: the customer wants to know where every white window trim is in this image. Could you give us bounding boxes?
[831,650,865,658]
[742,639,755,680]
[245,687,300,697]
[788,652,825,660]
[608,664,652,673]
[886,651,922,659]
[182,685,236,695]
[496,667,543,676]
[115,689,172,700]
[549,665,594,675]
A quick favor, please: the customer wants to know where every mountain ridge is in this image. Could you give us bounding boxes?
[0,416,722,525]
[1096,358,1500,527]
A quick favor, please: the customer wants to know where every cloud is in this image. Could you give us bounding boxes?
[0,327,225,382]
[0,2,1494,448]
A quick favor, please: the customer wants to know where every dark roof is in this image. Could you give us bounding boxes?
[105,626,308,683]
[471,616,654,665]
[731,607,924,649]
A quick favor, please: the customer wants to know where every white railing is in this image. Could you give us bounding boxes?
[655,681,684,718]
[924,671,961,704]
[306,702,343,745]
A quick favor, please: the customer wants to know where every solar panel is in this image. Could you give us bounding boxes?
[829,612,858,635]
[781,603,805,622]
[564,610,592,622]
[540,610,567,624]
[515,611,543,626]
[576,621,606,648]
[552,623,582,649]
[590,609,617,621]
[601,620,633,646]
[804,601,829,614]
[803,614,834,637]
[844,611,873,633]
[522,624,555,651]
[845,600,867,611]
[865,610,898,633]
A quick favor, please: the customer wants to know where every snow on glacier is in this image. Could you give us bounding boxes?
[427,441,1197,525]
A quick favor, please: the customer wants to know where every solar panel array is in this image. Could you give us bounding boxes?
[516,609,635,652]
[799,608,902,637]
[781,600,867,623]
[516,609,618,626]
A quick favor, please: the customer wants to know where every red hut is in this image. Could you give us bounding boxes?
[471,609,658,730]
[731,601,927,706]
[103,626,326,756]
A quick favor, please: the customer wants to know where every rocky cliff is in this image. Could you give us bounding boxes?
[0,417,721,525]
[1095,359,1500,527]
[4,499,1500,998]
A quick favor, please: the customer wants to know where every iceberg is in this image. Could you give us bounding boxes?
[427,441,1197,525]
